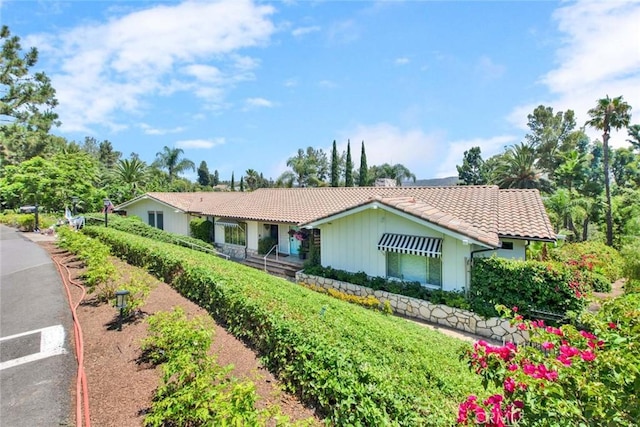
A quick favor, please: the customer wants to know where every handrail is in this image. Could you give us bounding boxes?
[263,244,279,272]
[174,238,231,260]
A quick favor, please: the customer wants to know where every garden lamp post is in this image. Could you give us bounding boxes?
[114,290,129,331]
[72,196,78,216]
[103,198,110,227]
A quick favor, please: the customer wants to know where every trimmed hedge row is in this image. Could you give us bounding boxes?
[82,226,488,426]
[85,214,216,252]
[470,257,587,318]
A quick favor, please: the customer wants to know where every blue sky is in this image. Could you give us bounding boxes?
[3,0,639,182]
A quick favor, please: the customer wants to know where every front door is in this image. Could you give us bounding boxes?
[289,226,301,255]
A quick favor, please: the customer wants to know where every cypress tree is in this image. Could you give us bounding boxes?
[358,141,368,186]
[345,140,353,187]
[331,140,339,187]
[230,172,235,191]
[239,176,244,192]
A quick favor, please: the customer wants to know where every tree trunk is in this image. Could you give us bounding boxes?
[603,132,613,246]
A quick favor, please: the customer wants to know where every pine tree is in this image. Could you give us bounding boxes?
[211,169,220,186]
[358,141,368,186]
[331,140,339,187]
[345,140,353,187]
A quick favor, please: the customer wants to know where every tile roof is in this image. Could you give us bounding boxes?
[123,186,556,247]
[498,189,556,241]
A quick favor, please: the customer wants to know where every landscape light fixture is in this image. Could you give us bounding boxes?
[114,290,130,331]
[72,196,78,216]
[103,198,110,227]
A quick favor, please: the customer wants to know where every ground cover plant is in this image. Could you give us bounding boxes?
[303,264,470,310]
[142,308,305,427]
[457,294,639,426]
[82,225,490,426]
[56,226,153,314]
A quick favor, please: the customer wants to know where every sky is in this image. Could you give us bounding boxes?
[2,0,639,182]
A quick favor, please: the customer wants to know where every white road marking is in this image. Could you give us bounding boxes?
[0,325,67,371]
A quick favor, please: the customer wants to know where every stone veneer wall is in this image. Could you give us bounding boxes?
[217,243,247,260]
[296,272,528,344]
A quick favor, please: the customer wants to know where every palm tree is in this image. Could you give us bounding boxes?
[153,146,195,182]
[370,163,416,186]
[494,143,547,190]
[115,158,147,196]
[586,95,632,246]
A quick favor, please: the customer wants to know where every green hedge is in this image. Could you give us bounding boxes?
[85,214,217,253]
[303,265,470,310]
[82,226,488,426]
[189,218,213,244]
[469,257,587,318]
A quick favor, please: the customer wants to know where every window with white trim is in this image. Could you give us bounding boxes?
[148,211,164,230]
[386,252,442,287]
[224,223,246,246]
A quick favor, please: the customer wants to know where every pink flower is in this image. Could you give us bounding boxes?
[504,377,516,393]
[542,341,555,350]
[512,306,519,313]
[609,322,617,329]
[508,363,519,371]
[517,323,527,331]
[581,350,596,362]
[580,330,597,340]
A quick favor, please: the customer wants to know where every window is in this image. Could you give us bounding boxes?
[148,211,164,230]
[501,242,514,250]
[224,223,246,246]
[387,252,442,287]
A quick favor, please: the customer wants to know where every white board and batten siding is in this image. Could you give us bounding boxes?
[317,208,471,292]
[474,239,526,260]
[124,199,193,236]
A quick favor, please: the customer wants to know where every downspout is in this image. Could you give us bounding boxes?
[467,246,498,296]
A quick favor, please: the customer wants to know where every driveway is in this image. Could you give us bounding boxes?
[0,225,75,426]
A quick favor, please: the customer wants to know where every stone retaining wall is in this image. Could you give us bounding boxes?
[296,272,528,344]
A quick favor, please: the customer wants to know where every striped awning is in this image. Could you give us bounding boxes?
[216,219,243,228]
[377,233,442,258]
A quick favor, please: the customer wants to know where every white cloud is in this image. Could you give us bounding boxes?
[34,0,276,133]
[395,57,410,65]
[292,25,320,37]
[509,0,640,147]
[335,123,518,179]
[337,123,442,177]
[436,135,518,179]
[140,123,185,135]
[245,97,274,108]
[284,78,298,87]
[175,138,226,149]
[318,79,337,89]
[475,55,505,80]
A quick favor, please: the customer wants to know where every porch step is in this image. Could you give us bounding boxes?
[242,255,304,279]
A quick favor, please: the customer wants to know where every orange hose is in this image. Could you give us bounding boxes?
[52,253,91,427]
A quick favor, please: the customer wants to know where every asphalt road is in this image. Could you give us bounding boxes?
[0,225,75,426]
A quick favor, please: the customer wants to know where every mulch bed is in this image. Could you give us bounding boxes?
[40,242,321,427]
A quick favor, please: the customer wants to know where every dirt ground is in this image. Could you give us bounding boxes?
[39,241,321,427]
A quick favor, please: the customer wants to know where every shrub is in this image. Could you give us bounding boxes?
[85,213,217,253]
[303,265,471,311]
[550,241,623,282]
[458,295,640,426]
[469,257,586,319]
[189,218,213,244]
[142,309,295,427]
[83,226,488,426]
[258,236,277,255]
[620,240,640,285]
